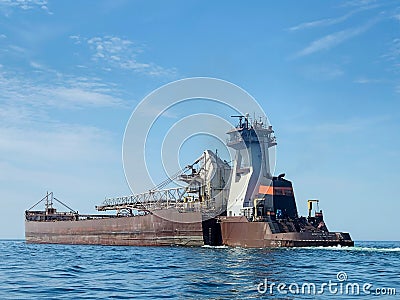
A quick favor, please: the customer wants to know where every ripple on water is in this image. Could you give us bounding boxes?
[0,241,398,299]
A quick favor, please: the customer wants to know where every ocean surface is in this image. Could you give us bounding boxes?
[0,240,398,299]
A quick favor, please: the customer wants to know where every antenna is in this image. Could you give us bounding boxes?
[231,115,245,128]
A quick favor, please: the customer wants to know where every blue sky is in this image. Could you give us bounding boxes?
[1,0,399,240]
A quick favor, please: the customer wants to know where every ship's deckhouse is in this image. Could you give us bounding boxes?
[226,114,276,217]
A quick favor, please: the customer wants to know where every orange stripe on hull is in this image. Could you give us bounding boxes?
[259,185,274,195]
[258,185,293,196]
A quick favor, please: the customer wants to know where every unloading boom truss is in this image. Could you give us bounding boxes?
[96,150,230,213]
[96,186,189,211]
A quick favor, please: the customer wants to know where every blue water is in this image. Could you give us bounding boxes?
[0,241,398,299]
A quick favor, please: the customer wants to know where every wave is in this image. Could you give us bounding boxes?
[201,245,229,249]
[203,244,400,252]
[296,245,400,252]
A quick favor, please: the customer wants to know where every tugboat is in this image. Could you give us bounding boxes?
[218,115,353,247]
[25,115,353,247]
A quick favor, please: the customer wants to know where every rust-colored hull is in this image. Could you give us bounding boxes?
[219,216,354,248]
[25,209,204,246]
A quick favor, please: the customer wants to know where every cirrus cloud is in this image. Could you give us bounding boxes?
[70,35,177,77]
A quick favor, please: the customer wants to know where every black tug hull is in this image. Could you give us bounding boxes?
[219,216,354,248]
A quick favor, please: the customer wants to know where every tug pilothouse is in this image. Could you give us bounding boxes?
[226,114,276,218]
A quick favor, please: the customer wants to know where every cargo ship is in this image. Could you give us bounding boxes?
[25,115,354,247]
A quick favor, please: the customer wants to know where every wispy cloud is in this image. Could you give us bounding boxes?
[0,68,125,109]
[381,38,400,83]
[44,87,123,108]
[288,2,381,32]
[383,38,400,62]
[354,77,385,84]
[341,0,377,8]
[0,42,29,60]
[29,61,44,69]
[294,19,377,57]
[0,124,115,164]
[0,102,44,126]
[0,0,52,14]
[70,35,177,77]
[290,115,391,135]
[289,12,355,32]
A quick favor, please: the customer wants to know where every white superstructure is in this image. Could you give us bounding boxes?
[225,115,276,217]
